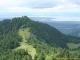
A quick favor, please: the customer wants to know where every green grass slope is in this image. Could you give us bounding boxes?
[14,28,36,60]
[67,43,80,49]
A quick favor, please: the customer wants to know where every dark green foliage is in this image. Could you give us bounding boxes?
[0,49,32,60]
[0,16,31,52]
[0,16,80,49]
[68,35,80,44]
[28,21,80,48]
[0,16,80,59]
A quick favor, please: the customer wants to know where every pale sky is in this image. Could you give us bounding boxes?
[0,0,80,21]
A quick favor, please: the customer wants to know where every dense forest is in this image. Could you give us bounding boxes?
[0,16,80,60]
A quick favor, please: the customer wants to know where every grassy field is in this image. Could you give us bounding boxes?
[67,43,80,55]
[67,43,80,49]
[14,28,36,60]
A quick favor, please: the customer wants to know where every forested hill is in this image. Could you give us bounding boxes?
[0,16,80,48]
[0,16,80,60]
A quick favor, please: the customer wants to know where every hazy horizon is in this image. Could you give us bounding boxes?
[0,0,80,21]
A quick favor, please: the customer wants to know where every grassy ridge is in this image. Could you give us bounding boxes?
[14,28,36,60]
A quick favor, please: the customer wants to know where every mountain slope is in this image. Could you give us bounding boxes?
[0,16,80,60]
[0,16,79,48]
[21,18,80,48]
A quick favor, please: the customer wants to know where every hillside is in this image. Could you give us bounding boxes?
[0,16,80,60]
[29,17,80,36]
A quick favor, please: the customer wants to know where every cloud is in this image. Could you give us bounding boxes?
[20,0,68,8]
[0,0,80,21]
[0,0,22,7]
[0,0,70,9]
[0,0,80,10]
[70,0,80,5]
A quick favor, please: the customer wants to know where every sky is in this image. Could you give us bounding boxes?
[0,0,80,21]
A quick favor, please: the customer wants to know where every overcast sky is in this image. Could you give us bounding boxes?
[0,0,80,21]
